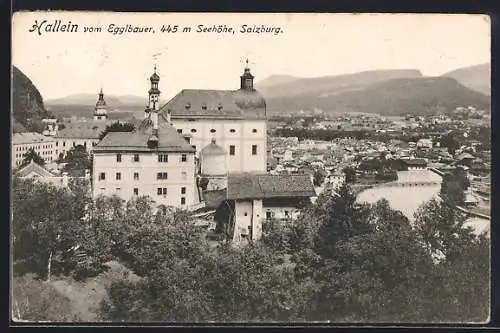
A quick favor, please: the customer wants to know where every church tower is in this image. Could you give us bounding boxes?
[94,88,108,120]
[240,59,255,91]
[145,65,161,125]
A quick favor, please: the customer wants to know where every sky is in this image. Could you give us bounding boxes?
[12,12,490,100]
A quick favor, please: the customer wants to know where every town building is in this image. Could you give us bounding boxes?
[12,132,57,168]
[161,59,267,173]
[15,159,90,188]
[92,67,197,209]
[213,173,315,244]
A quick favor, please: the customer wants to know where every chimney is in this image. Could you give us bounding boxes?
[62,172,69,187]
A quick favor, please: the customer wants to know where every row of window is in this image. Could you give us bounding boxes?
[98,171,189,181]
[14,151,54,158]
[116,153,188,163]
[228,145,258,156]
[156,187,187,195]
[15,144,54,152]
[105,187,187,204]
[177,128,259,134]
[55,141,96,148]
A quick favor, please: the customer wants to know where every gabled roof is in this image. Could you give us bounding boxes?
[55,122,109,139]
[94,117,194,153]
[227,173,315,200]
[159,89,266,120]
[16,160,57,178]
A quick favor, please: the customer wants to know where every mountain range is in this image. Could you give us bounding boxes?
[45,94,148,108]
[255,65,490,116]
[15,63,491,127]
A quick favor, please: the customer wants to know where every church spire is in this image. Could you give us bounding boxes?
[94,88,108,120]
[240,57,255,91]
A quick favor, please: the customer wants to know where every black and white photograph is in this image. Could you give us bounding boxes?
[11,12,491,323]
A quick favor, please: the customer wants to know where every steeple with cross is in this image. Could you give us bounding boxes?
[240,57,255,91]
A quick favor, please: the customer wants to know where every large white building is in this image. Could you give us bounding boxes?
[160,60,267,173]
[92,68,197,209]
[12,132,57,168]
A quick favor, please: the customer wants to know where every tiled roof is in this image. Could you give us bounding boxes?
[56,122,109,139]
[227,172,315,200]
[94,117,194,153]
[12,132,55,145]
[159,89,266,120]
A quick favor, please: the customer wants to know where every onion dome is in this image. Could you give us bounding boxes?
[233,89,267,109]
[201,138,226,156]
[150,65,160,83]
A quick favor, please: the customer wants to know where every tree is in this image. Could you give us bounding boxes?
[199,177,209,191]
[343,166,356,183]
[20,148,45,168]
[313,169,326,187]
[62,145,92,174]
[440,167,469,206]
[99,122,135,140]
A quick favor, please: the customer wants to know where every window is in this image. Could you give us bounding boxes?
[252,128,257,133]
[133,154,140,162]
[201,103,207,110]
[191,145,196,150]
[157,187,167,195]
[116,188,121,192]
[116,153,122,162]
[158,154,168,162]
[210,129,216,133]
[134,172,139,180]
[181,197,186,205]
[99,172,106,181]
[190,128,197,133]
[181,154,187,162]
[229,145,235,155]
[252,145,258,155]
[229,129,236,133]
[116,172,121,180]
[181,171,187,180]
[181,187,186,194]
[244,212,248,216]
[157,172,168,180]
[133,188,139,195]
[177,129,183,134]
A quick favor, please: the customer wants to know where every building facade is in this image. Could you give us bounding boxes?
[92,68,197,209]
[12,132,57,167]
[161,61,267,173]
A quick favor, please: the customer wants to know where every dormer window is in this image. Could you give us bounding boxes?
[185,103,191,110]
[217,103,223,111]
[201,103,207,110]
